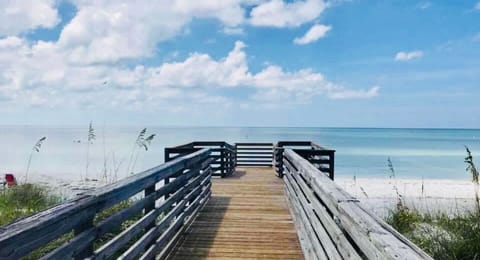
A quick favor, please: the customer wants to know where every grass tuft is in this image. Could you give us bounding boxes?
[386,147,480,260]
[0,183,61,226]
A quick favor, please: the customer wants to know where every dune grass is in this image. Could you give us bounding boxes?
[386,146,480,259]
[0,185,139,258]
[0,183,61,226]
[387,208,480,259]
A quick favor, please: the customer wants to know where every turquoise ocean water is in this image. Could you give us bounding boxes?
[0,126,479,181]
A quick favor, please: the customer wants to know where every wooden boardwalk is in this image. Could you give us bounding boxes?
[0,142,431,260]
[168,167,304,259]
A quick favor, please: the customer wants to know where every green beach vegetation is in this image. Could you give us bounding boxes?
[386,146,480,260]
[0,123,158,225]
[0,183,61,226]
[0,124,158,258]
[0,136,58,226]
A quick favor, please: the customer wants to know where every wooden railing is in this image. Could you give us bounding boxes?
[281,148,432,260]
[274,141,335,179]
[165,142,235,177]
[235,142,274,167]
[0,140,432,260]
[0,149,212,260]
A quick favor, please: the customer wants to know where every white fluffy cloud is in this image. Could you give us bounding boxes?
[0,1,378,112]
[0,0,329,64]
[58,0,246,63]
[146,41,250,88]
[60,0,329,63]
[395,51,424,61]
[250,0,326,27]
[294,24,331,45]
[0,38,378,110]
[0,0,60,36]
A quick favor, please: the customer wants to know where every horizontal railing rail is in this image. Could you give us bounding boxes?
[165,141,236,177]
[235,142,274,167]
[282,148,432,260]
[0,149,212,260]
[274,141,335,179]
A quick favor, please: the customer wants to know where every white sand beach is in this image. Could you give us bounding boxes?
[30,173,109,200]
[337,177,477,218]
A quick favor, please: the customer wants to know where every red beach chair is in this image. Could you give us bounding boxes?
[5,173,17,187]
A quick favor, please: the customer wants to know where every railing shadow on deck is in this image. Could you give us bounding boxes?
[223,170,246,179]
[166,195,231,259]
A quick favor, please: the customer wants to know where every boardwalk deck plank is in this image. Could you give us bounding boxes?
[167,167,304,260]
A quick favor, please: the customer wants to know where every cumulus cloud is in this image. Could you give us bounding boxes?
[395,51,424,61]
[0,0,329,64]
[250,0,327,27]
[59,0,332,64]
[146,41,250,88]
[0,0,60,36]
[0,39,378,111]
[294,24,331,45]
[52,0,259,64]
[0,1,376,112]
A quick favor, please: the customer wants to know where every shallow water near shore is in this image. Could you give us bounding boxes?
[1,126,479,182]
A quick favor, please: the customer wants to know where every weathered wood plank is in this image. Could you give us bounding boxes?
[168,167,303,260]
[0,196,97,259]
[284,174,327,260]
[150,185,211,260]
[235,147,273,151]
[285,171,344,260]
[235,143,274,146]
[283,149,432,260]
[236,151,272,155]
[40,227,96,260]
[117,170,212,260]
[284,162,362,260]
[156,189,211,260]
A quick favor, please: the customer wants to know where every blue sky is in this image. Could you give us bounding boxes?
[0,0,479,128]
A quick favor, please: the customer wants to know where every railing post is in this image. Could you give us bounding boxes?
[233,144,237,168]
[164,148,170,162]
[329,151,335,180]
[144,184,155,225]
[221,145,225,178]
[225,145,230,176]
[274,146,284,178]
[229,148,233,175]
[73,214,95,259]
